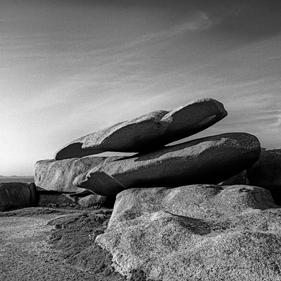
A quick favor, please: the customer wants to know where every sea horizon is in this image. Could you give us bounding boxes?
[0,176,34,183]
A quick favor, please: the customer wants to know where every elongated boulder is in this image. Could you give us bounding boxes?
[74,132,261,196]
[96,185,280,280]
[247,149,281,204]
[0,182,38,211]
[34,156,113,193]
[55,98,227,160]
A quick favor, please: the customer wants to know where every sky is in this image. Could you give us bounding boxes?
[0,0,281,176]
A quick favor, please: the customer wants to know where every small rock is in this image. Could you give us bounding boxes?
[96,185,280,280]
[78,194,107,208]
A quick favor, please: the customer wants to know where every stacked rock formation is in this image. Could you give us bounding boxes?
[3,97,281,279]
[34,98,261,198]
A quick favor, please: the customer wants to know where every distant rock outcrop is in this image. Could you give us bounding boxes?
[74,133,261,196]
[55,98,227,160]
[96,185,280,280]
[0,182,38,211]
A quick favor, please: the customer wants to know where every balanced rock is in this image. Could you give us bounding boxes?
[96,185,280,280]
[74,132,261,196]
[247,148,281,204]
[55,98,227,160]
[0,182,38,211]
[34,156,109,193]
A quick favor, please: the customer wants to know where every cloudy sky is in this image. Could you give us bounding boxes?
[1,0,281,176]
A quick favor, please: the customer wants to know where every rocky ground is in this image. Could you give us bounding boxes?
[0,207,133,281]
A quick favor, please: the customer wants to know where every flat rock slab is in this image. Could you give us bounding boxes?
[34,156,110,193]
[96,185,281,280]
[0,182,38,211]
[74,132,261,196]
[55,98,227,160]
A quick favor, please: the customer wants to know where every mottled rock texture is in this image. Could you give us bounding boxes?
[96,185,281,281]
[247,149,281,204]
[55,98,227,160]
[34,156,108,193]
[0,182,38,211]
[78,193,107,208]
[74,132,261,196]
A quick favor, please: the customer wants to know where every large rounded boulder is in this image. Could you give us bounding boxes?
[96,185,280,281]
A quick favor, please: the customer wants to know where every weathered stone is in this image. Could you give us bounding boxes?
[78,193,107,207]
[107,185,277,228]
[55,98,227,160]
[96,185,280,280]
[247,148,281,204]
[74,133,261,196]
[37,191,77,207]
[34,156,109,193]
[0,182,38,211]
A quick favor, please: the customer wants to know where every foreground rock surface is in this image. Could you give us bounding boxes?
[75,132,261,196]
[0,208,127,281]
[247,149,281,204]
[0,182,37,211]
[55,98,227,160]
[96,185,281,281]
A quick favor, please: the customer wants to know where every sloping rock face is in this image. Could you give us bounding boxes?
[219,170,249,185]
[0,182,38,211]
[74,133,261,196]
[96,185,281,281]
[247,149,281,204]
[55,98,227,160]
[34,156,109,193]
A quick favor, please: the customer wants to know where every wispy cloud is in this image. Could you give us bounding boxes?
[115,10,215,51]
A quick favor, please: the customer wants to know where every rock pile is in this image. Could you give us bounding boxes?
[2,97,281,280]
[34,98,261,198]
